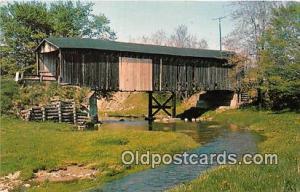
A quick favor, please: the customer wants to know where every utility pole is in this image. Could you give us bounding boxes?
[213,16,226,51]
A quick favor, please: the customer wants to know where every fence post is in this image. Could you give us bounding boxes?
[73,101,77,124]
[42,107,45,121]
[58,101,62,123]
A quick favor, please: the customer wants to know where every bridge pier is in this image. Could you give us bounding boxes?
[147,91,176,122]
[88,92,99,123]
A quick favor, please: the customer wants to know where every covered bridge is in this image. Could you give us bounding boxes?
[35,37,234,92]
[34,37,235,120]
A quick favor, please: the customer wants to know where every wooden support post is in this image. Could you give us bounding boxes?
[42,107,45,121]
[89,93,98,123]
[148,91,153,122]
[58,101,62,123]
[159,58,162,91]
[73,101,76,124]
[36,52,39,76]
[58,49,62,83]
[172,92,176,118]
[148,91,176,120]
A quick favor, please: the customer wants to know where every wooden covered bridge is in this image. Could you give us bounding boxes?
[34,37,235,121]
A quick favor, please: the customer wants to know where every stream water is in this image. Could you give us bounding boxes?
[89,119,259,192]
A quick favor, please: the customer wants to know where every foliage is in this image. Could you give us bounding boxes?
[131,24,208,49]
[260,3,299,67]
[0,80,91,114]
[0,117,197,191]
[0,47,20,77]
[0,79,19,115]
[228,3,300,110]
[224,1,280,57]
[16,83,91,109]
[262,64,300,110]
[259,3,300,110]
[169,109,299,192]
[0,1,116,77]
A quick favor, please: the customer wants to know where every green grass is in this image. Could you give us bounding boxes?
[169,109,299,192]
[0,117,197,191]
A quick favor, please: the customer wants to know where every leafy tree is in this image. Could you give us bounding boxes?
[260,3,299,68]
[0,1,116,77]
[259,3,300,110]
[0,1,49,76]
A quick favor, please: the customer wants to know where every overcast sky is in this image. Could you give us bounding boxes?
[93,1,236,50]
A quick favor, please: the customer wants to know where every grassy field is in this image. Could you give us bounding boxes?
[170,109,299,191]
[0,116,197,191]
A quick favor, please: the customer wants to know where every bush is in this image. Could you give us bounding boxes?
[262,63,300,110]
[0,79,20,115]
[0,80,91,115]
[17,82,91,109]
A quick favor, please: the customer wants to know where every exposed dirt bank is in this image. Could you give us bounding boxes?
[34,165,98,182]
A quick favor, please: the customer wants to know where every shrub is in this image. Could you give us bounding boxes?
[262,63,300,110]
[17,82,91,109]
[0,79,20,115]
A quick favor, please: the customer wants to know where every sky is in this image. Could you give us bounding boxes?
[93,1,236,50]
[1,0,237,50]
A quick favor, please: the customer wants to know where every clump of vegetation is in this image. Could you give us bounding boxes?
[0,79,20,115]
[0,80,91,115]
[17,82,91,109]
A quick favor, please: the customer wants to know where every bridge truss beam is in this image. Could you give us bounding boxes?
[147,91,176,122]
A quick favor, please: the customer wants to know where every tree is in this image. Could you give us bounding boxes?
[0,1,51,76]
[132,24,208,49]
[260,3,299,67]
[0,1,116,77]
[168,25,208,49]
[259,3,300,110]
[224,2,280,59]
[223,2,283,107]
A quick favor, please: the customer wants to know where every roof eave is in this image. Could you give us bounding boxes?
[34,39,60,52]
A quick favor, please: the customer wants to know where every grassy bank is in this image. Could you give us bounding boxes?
[170,109,299,191]
[0,117,197,191]
[99,92,195,117]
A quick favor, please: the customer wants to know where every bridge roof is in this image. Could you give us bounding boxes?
[39,37,233,59]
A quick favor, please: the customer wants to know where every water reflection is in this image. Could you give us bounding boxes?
[100,118,224,144]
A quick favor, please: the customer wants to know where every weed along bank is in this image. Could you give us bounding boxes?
[30,37,237,122]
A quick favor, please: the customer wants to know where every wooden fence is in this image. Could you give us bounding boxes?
[20,99,90,126]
